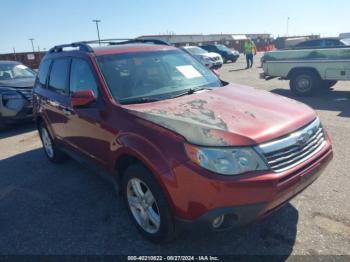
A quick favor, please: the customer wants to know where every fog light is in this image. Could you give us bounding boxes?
[212,215,225,229]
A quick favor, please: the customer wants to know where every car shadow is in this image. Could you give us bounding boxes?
[0,148,298,257]
[229,68,248,72]
[0,121,36,139]
[271,88,350,118]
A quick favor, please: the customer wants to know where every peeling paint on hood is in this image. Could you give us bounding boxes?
[123,84,317,147]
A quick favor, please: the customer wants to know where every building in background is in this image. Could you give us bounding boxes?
[0,51,46,69]
[339,32,350,39]
[138,34,274,53]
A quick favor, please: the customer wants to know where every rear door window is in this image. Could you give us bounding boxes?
[325,39,342,47]
[69,58,99,98]
[297,40,318,48]
[48,58,70,95]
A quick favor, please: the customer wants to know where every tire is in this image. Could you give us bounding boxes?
[0,120,6,131]
[122,163,176,243]
[289,70,320,96]
[38,122,65,163]
[222,57,227,64]
[321,80,337,89]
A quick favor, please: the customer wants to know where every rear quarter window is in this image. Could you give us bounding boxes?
[37,59,51,86]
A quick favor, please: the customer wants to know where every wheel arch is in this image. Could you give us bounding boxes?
[112,149,177,212]
[287,67,322,80]
[35,115,44,129]
[35,114,55,139]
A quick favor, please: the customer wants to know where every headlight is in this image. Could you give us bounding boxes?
[185,144,268,175]
[0,88,22,100]
[202,56,211,61]
[2,93,22,100]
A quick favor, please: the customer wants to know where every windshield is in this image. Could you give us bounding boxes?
[97,50,222,104]
[217,45,231,52]
[0,63,36,80]
[186,47,208,55]
[341,38,350,45]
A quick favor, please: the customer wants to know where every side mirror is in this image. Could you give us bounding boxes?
[71,90,96,107]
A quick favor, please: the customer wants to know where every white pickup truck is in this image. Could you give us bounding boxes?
[260,47,350,96]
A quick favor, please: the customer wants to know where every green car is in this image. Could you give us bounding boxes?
[260,46,350,96]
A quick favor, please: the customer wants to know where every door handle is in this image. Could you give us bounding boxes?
[62,108,72,116]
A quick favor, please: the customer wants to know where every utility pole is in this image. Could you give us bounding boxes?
[13,47,17,60]
[29,38,35,53]
[92,19,101,46]
[38,45,41,60]
[286,17,290,37]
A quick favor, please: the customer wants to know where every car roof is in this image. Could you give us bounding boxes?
[299,37,340,43]
[92,43,177,56]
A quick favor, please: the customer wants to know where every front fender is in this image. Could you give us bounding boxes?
[114,133,172,174]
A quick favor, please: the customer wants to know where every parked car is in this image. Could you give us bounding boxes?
[0,61,36,130]
[33,39,333,242]
[261,46,350,96]
[201,44,239,63]
[181,46,223,69]
[293,37,349,49]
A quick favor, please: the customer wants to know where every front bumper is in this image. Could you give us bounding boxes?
[166,140,333,231]
[210,62,223,69]
[260,72,266,79]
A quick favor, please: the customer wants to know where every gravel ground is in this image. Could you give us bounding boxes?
[0,53,349,258]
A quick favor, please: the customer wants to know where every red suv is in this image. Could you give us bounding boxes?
[33,39,333,242]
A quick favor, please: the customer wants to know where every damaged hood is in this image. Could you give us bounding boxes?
[123,84,317,146]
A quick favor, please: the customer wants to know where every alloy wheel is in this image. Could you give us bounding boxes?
[296,75,312,93]
[127,178,161,234]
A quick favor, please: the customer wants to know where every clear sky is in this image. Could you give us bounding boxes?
[0,0,348,54]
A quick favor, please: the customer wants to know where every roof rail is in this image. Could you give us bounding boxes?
[48,42,94,53]
[109,39,171,46]
[79,38,171,46]
[47,38,171,54]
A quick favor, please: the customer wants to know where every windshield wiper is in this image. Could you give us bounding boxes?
[120,97,161,105]
[170,87,212,99]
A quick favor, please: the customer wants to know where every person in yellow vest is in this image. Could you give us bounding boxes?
[244,39,257,69]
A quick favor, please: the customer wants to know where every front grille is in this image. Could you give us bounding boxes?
[18,88,33,102]
[258,118,326,172]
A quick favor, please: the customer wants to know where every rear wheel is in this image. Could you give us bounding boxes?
[122,163,176,243]
[39,122,65,163]
[290,71,320,96]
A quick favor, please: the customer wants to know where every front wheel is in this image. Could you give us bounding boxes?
[290,71,320,96]
[122,163,176,243]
